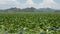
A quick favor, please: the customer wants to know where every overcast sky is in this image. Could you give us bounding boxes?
[0,0,60,9]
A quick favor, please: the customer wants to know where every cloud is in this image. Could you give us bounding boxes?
[38,0,60,9]
[24,0,38,8]
[24,0,34,8]
[26,0,34,5]
[0,0,21,9]
[17,0,37,9]
[0,0,60,9]
[0,0,38,9]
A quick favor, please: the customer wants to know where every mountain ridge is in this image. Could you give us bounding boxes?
[0,7,60,12]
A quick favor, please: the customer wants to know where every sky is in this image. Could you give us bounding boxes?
[0,0,60,9]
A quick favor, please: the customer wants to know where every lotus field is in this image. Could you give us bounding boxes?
[0,12,60,34]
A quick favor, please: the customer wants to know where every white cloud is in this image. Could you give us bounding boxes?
[17,0,36,9]
[26,0,34,5]
[24,0,38,8]
[0,0,60,9]
[38,0,60,9]
[0,0,38,9]
[25,0,34,8]
[0,0,21,9]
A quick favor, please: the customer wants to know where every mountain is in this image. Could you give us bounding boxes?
[22,7,36,12]
[0,7,60,12]
[4,7,21,12]
[38,8,55,12]
[55,10,60,12]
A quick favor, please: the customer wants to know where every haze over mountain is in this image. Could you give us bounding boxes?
[0,7,60,12]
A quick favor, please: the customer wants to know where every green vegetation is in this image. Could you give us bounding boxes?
[0,12,60,34]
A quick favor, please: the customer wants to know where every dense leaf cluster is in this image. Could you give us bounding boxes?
[0,12,60,34]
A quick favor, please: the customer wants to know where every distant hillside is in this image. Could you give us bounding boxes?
[0,7,60,12]
[38,8,55,12]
